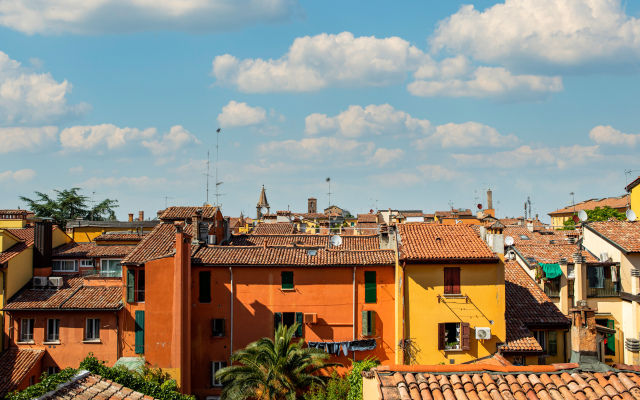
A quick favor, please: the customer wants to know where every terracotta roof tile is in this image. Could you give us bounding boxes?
[548,195,629,215]
[0,209,30,216]
[398,224,496,262]
[1,226,59,264]
[250,222,295,235]
[435,209,472,217]
[193,246,395,266]
[93,233,145,242]
[499,218,522,226]
[513,244,598,264]
[586,221,640,253]
[0,349,45,397]
[122,222,194,265]
[228,234,379,250]
[52,242,136,258]
[401,212,424,218]
[358,214,378,223]
[0,241,29,264]
[296,213,329,220]
[356,222,379,234]
[4,275,122,310]
[158,206,219,220]
[39,373,159,399]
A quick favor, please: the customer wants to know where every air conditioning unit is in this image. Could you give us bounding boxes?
[475,327,491,340]
[304,313,317,324]
[33,277,48,288]
[48,277,63,289]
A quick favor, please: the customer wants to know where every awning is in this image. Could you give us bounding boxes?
[541,263,562,279]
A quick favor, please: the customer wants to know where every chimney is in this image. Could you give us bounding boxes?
[128,213,134,222]
[573,252,587,301]
[33,220,53,278]
[569,300,599,364]
[139,211,144,221]
[558,258,569,315]
[192,209,203,244]
[487,189,493,210]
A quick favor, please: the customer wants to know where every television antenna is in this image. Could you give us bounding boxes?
[90,191,97,221]
[165,196,173,209]
[210,128,226,207]
[326,177,331,226]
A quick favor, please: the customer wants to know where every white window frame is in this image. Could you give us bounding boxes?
[80,259,94,267]
[100,259,122,277]
[52,260,77,272]
[86,319,100,340]
[20,319,34,342]
[211,361,227,386]
[46,319,60,342]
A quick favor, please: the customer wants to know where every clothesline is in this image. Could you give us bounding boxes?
[307,339,377,355]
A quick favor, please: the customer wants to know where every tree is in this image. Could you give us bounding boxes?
[216,323,339,400]
[562,206,626,230]
[20,188,118,228]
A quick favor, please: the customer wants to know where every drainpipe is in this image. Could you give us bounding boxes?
[0,268,5,351]
[115,311,120,360]
[229,267,233,364]
[353,266,356,341]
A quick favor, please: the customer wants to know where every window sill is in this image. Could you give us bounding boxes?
[280,288,296,292]
[16,341,35,345]
[443,348,463,352]
[82,339,102,344]
[43,341,61,345]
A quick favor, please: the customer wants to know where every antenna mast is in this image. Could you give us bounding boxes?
[214,128,225,207]
[205,150,210,205]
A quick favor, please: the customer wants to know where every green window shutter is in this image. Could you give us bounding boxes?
[282,271,294,290]
[365,271,377,303]
[135,311,145,354]
[607,320,615,355]
[548,331,557,356]
[126,269,135,303]
[295,312,303,337]
[274,312,282,331]
[199,271,211,303]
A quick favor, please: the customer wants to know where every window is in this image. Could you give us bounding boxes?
[587,266,620,297]
[20,319,34,342]
[135,311,144,354]
[52,260,77,272]
[596,319,616,356]
[519,235,530,240]
[548,331,557,356]
[46,319,60,342]
[444,267,461,295]
[364,271,376,303]
[532,330,546,352]
[438,323,470,351]
[86,319,100,340]
[100,259,122,277]
[212,319,225,337]
[362,310,376,336]
[46,366,60,375]
[127,269,146,303]
[281,271,294,290]
[199,271,211,303]
[28,376,35,386]
[137,270,145,302]
[274,312,303,337]
[80,260,93,267]
[211,361,228,387]
[544,277,561,298]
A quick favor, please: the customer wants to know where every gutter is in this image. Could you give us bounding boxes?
[3,306,124,312]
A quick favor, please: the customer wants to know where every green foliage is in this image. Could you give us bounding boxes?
[346,358,378,400]
[7,367,78,400]
[20,188,118,228]
[562,206,626,230]
[216,323,340,400]
[303,371,349,400]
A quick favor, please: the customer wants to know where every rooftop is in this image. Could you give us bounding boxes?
[36,371,160,399]
[65,220,158,229]
[227,234,380,250]
[158,206,219,221]
[93,233,146,242]
[512,244,599,264]
[0,349,45,397]
[586,221,640,253]
[250,222,296,235]
[122,222,194,266]
[548,195,629,215]
[398,224,497,262]
[52,242,137,258]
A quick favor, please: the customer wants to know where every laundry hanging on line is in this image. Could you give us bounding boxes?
[307,339,376,355]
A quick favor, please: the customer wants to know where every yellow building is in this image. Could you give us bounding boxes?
[396,224,506,365]
[65,218,158,242]
[548,195,629,228]
[627,176,640,217]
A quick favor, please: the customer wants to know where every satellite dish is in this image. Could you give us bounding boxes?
[572,215,580,223]
[330,235,343,247]
[627,209,637,222]
[477,204,483,210]
[578,210,588,222]
[505,236,514,246]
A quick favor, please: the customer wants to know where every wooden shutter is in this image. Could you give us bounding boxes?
[135,311,145,354]
[548,331,557,356]
[126,269,135,303]
[461,323,470,351]
[438,323,445,350]
[274,312,282,331]
[365,271,377,303]
[199,271,211,303]
[362,311,370,336]
[295,312,303,337]
[452,267,461,294]
[282,271,294,289]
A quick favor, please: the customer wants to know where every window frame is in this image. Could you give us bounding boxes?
[80,259,94,268]
[19,318,35,343]
[364,271,377,303]
[444,267,461,295]
[532,330,547,352]
[100,259,122,277]
[211,361,228,387]
[362,310,376,336]
[46,366,60,375]
[46,319,60,343]
[85,318,100,341]
[438,322,470,351]
[281,271,294,290]
[212,318,225,337]
[274,312,303,337]
[199,271,212,303]
[52,260,77,272]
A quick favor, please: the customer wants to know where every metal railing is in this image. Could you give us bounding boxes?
[587,266,620,297]
[82,269,122,278]
[544,278,574,298]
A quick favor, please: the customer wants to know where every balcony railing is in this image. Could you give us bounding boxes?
[82,269,122,278]
[587,266,620,297]
[544,278,575,298]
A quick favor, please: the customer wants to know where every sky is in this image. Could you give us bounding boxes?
[1,0,639,223]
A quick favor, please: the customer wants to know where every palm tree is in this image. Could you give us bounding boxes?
[215,323,340,400]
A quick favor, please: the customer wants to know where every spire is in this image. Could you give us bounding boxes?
[257,185,269,208]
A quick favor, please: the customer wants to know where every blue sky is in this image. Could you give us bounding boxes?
[1,0,639,223]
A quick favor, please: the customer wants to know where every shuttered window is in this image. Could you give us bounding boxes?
[126,269,135,303]
[211,361,228,386]
[460,323,470,351]
[135,311,145,354]
[362,310,376,336]
[444,267,461,294]
[282,271,294,290]
[274,312,303,337]
[364,271,377,303]
[212,319,225,337]
[199,271,211,303]
[438,322,470,351]
[437,323,445,350]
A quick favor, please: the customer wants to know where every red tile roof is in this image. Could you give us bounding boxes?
[401,212,424,218]
[193,246,395,266]
[0,349,45,397]
[53,242,137,258]
[38,373,160,399]
[435,209,472,217]
[503,261,570,352]
[4,275,122,310]
[356,222,378,233]
[358,213,377,223]
[398,224,497,262]
[499,217,522,226]
[626,176,640,192]
[586,221,640,253]
[0,209,30,216]
[513,243,598,264]
[158,206,219,220]
[227,234,380,250]
[250,222,296,235]
[1,226,59,264]
[370,366,640,400]
[548,195,629,215]
[93,233,145,242]
[0,241,29,264]
[122,222,194,265]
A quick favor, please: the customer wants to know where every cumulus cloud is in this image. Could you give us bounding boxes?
[0,126,58,153]
[0,0,302,35]
[452,144,601,169]
[430,0,640,71]
[0,168,36,182]
[217,101,267,128]
[0,51,88,125]
[68,166,83,174]
[416,164,460,181]
[141,125,200,156]
[413,121,519,149]
[589,125,640,146]
[259,137,374,159]
[60,124,157,152]
[370,148,405,167]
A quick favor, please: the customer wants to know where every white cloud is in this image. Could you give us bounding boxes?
[78,176,168,190]
[0,0,302,35]
[0,168,36,182]
[413,121,519,149]
[141,125,200,156]
[589,125,640,146]
[408,67,563,101]
[452,144,601,169]
[0,51,88,125]
[212,32,431,92]
[305,104,432,138]
[69,166,83,174]
[416,164,460,181]
[259,137,374,159]
[430,0,640,71]
[0,126,57,153]
[370,148,405,167]
[217,101,267,128]
[60,124,157,152]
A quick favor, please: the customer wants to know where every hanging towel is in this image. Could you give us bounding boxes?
[540,263,562,279]
[611,266,618,283]
[341,342,349,356]
[347,339,377,351]
[595,266,605,289]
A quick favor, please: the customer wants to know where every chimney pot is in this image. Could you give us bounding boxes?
[139,211,144,221]
[128,213,134,222]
